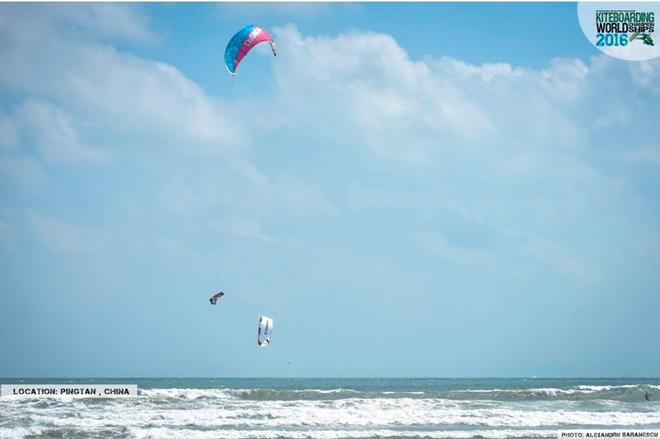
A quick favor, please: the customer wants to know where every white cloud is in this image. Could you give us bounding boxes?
[540,58,590,102]
[51,3,154,43]
[630,60,660,93]
[58,50,244,154]
[270,26,650,214]
[0,3,153,45]
[271,25,493,165]
[266,25,627,183]
[16,99,108,164]
[1,13,658,294]
[240,26,656,286]
[0,4,245,157]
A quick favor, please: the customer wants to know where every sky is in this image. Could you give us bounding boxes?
[1,3,659,378]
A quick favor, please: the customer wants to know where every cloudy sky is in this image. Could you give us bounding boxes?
[1,3,659,378]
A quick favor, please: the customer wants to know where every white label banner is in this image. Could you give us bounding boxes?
[1,384,138,397]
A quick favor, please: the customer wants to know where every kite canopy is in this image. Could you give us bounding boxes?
[224,25,276,75]
[209,291,224,305]
[257,315,274,347]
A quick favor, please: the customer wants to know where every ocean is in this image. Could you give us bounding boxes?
[1,378,659,438]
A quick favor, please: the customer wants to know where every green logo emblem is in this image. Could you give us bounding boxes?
[631,32,654,46]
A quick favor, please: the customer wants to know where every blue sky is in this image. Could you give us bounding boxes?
[1,3,659,378]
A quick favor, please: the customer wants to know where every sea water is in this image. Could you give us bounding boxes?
[1,378,659,438]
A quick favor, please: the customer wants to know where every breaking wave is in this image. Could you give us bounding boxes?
[2,379,659,439]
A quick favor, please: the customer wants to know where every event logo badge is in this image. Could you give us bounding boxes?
[578,2,660,61]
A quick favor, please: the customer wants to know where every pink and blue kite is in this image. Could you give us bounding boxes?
[224,25,276,75]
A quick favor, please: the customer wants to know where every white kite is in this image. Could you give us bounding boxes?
[257,316,274,347]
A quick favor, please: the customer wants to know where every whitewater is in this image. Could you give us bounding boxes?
[1,378,658,438]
